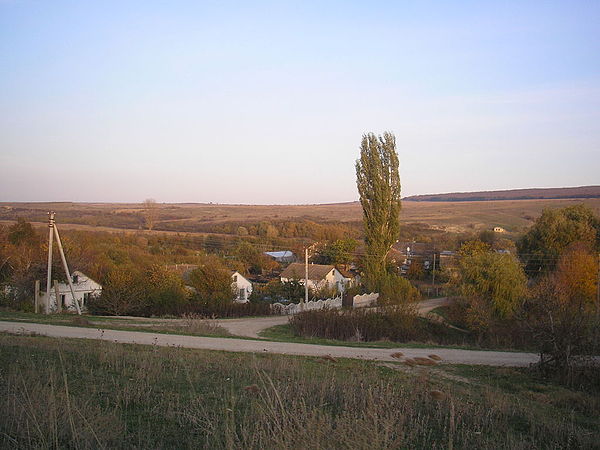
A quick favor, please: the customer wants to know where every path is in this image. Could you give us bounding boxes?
[215,316,288,338]
[216,297,452,338]
[417,297,451,315]
[0,320,539,367]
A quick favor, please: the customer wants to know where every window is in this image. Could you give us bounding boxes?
[72,274,79,284]
[60,294,66,307]
[83,293,90,304]
[233,275,237,282]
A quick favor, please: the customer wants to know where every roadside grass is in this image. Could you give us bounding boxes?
[0,333,598,449]
[1,310,528,353]
[0,310,231,338]
[260,323,529,353]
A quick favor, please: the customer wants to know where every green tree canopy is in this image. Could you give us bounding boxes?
[517,204,600,274]
[188,255,233,304]
[456,252,527,329]
[8,218,37,246]
[318,238,358,266]
[355,132,401,289]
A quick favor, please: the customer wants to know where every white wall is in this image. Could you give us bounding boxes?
[232,272,253,303]
[46,271,102,311]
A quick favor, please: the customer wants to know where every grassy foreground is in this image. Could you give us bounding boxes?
[1,334,599,449]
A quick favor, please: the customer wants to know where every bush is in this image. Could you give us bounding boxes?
[523,247,600,388]
[290,306,469,344]
[181,300,272,318]
[88,265,188,317]
[377,273,421,305]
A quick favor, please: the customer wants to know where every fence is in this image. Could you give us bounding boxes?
[271,293,379,315]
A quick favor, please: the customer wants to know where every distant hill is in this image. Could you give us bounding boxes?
[404,186,600,202]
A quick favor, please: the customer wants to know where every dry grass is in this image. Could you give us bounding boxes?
[1,334,599,449]
[2,197,599,234]
[158,313,231,336]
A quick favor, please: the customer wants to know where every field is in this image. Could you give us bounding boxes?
[2,197,600,236]
[1,333,599,449]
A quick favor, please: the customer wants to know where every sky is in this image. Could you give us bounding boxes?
[1,1,599,204]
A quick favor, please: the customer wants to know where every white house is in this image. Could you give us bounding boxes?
[46,271,102,312]
[264,251,296,264]
[231,271,253,303]
[280,263,350,293]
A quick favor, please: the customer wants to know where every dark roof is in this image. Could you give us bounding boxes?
[336,267,355,279]
[280,263,334,281]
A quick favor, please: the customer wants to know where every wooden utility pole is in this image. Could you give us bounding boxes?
[304,247,309,309]
[432,253,436,290]
[34,280,40,314]
[54,280,62,313]
[45,212,82,315]
[45,212,55,314]
[53,222,81,315]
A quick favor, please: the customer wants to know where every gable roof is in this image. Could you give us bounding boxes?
[280,263,335,281]
[264,251,295,259]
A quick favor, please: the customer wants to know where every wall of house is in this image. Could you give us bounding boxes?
[232,272,253,303]
[46,273,102,311]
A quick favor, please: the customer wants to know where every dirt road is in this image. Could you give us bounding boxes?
[216,316,289,338]
[0,320,539,367]
[215,298,452,338]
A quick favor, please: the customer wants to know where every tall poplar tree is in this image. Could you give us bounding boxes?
[355,132,401,288]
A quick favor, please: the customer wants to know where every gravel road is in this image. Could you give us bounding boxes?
[0,320,539,367]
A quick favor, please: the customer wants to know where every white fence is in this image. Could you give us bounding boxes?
[352,292,379,308]
[271,293,379,315]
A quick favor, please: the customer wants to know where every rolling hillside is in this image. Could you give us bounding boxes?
[404,185,600,202]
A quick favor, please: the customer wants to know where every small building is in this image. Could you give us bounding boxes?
[280,263,350,292]
[47,271,102,311]
[264,251,296,264]
[493,227,506,233]
[231,271,253,303]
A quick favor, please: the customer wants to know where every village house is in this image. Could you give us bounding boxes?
[280,263,351,292]
[46,271,102,311]
[231,271,252,303]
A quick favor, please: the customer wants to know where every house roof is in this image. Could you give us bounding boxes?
[280,263,334,281]
[336,267,355,279]
[264,251,295,258]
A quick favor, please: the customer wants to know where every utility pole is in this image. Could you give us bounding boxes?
[45,212,82,315]
[304,247,309,309]
[432,253,436,295]
[45,212,55,314]
[53,222,82,315]
[34,280,40,314]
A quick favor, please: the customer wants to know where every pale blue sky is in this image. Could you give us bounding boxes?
[1,1,599,203]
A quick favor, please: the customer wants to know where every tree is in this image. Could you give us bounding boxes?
[8,218,37,246]
[355,132,401,289]
[88,269,146,316]
[455,251,527,334]
[142,198,159,231]
[517,205,600,274]
[318,238,358,267]
[524,260,600,385]
[188,256,233,304]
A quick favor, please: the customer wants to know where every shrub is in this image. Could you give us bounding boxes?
[523,247,600,387]
[181,300,272,318]
[377,272,421,305]
[289,306,468,344]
